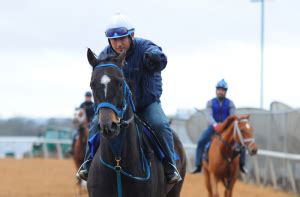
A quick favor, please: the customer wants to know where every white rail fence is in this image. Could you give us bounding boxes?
[1,138,299,193]
[40,139,72,159]
[0,138,72,160]
[184,143,300,193]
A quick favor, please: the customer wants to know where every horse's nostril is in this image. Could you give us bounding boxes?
[100,123,111,133]
[111,122,118,131]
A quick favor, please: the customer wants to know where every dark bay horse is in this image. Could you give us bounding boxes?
[202,115,258,197]
[86,48,186,197]
[72,108,89,187]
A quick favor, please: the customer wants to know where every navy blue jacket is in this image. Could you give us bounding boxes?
[98,38,167,112]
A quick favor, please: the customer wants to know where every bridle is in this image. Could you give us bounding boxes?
[232,119,255,147]
[93,63,136,126]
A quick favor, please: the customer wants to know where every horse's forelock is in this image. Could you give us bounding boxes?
[219,115,238,133]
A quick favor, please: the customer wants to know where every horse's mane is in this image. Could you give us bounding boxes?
[218,115,237,134]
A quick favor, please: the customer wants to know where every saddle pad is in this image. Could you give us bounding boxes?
[88,125,180,161]
[143,126,180,161]
[203,141,211,162]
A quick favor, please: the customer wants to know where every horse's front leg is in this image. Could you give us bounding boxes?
[209,173,219,197]
[203,165,212,197]
[224,163,238,197]
[225,171,238,197]
[224,182,235,197]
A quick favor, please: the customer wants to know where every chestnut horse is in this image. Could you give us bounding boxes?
[72,108,89,186]
[203,115,258,197]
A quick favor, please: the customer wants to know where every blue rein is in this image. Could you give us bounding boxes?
[93,63,150,197]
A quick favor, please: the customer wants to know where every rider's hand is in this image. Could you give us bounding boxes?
[213,123,222,133]
[144,51,161,71]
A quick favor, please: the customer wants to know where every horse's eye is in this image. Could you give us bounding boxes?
[119,82,123,89]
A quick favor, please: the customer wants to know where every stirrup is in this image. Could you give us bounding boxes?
[165,161,182,181]
[167,171,182,184]
[167,162,180,174]
[76,160,91,178]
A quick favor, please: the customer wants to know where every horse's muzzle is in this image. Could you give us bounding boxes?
[248,145,258,156]
[101,122,119,138]
[98,108,121,138]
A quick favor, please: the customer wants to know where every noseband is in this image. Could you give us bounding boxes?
[233,119,255,147]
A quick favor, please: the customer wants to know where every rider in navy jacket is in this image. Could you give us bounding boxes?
[98,38,166,113]
[191,79,248,174]
[77,13,182,184]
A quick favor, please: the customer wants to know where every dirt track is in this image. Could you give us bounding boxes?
[0,159,295,197]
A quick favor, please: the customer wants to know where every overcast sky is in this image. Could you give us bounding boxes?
[1,0,300,118]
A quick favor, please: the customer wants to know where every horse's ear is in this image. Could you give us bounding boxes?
[87,48,99,68]
[232,115,238,120]
[116,50,126,67]
[239,114,250,120]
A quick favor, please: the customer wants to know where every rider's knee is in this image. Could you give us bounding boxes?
[151,120,170,134]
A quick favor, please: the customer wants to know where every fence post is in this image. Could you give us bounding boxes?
[287,161,297,193]
[269,158,277,189]
[253,156,260,185]
[42,142,49,159]
[56,143,63,159]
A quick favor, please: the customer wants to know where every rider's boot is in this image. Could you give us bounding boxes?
[163,159,182,184]
[191,165,202,174]
[240,164,249,174]
[157,131,182,184]
[77,115,99,181]
[77,159,92,181]
[239,147,248,174]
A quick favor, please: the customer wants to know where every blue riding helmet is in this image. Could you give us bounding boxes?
[216,79,228,90]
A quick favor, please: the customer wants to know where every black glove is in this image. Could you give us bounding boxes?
[144,51,161,71]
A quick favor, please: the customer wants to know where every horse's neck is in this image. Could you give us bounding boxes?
[123,121,141,159]
[100,116,142,168]
[220,123,236,149]
[79,121,88,134]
